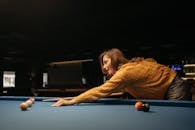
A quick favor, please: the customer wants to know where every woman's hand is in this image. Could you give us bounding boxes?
[51,98,76,107]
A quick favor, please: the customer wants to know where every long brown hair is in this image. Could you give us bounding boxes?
[99,48,128,74]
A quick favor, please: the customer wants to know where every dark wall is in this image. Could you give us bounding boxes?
[0,62,43,96]
[0,1,194,96]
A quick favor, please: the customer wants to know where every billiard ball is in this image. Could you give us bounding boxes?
[26,100,33,107]
[20,102,28,111]
[142,103,150,112]
[29,97,35,104]
[135,101,143,111]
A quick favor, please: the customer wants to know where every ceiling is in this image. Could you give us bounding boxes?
[0,1,194,67]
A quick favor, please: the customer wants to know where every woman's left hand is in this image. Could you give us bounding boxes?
[51,98,75,107]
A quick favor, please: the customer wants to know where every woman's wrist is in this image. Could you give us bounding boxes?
[69,98,77,105]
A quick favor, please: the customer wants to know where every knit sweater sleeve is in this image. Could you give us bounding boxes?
[74,68,127,103]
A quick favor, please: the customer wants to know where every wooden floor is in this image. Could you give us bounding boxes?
[191,86,195,100]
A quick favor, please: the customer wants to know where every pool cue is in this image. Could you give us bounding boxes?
[42,97,74,102]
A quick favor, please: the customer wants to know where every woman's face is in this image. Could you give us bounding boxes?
[102,55,116,78]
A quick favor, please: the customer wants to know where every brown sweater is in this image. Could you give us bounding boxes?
[74,58,177,103]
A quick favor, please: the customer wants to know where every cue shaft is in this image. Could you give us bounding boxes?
[42,97,74,102]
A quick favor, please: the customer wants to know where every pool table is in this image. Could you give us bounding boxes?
[1,96,195,130]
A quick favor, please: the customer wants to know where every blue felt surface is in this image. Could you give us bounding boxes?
[0,96,195,130]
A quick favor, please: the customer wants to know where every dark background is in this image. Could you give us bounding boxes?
[0,0,194,96]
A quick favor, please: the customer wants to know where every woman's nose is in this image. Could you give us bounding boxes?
[103,65,107,70]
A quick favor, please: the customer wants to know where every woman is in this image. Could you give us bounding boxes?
[52,48,191,107]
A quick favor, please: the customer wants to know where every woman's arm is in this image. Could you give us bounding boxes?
[52,67,128,107]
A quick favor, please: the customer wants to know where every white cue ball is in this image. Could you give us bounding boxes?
[26,100,33,107]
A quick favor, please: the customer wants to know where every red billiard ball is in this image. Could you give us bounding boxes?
[135,101,143,111]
